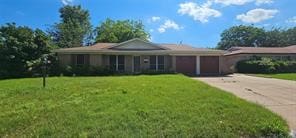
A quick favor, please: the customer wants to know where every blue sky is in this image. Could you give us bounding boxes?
[0,0,296,48]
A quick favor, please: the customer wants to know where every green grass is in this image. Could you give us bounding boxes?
[0,75,290,137]
[255,73,296,81]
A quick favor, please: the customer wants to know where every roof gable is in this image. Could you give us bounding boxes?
[109,38,168,50]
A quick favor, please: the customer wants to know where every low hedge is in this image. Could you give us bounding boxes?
[59,65,115,76]
[58,65,175,76]
[237,57,296,73]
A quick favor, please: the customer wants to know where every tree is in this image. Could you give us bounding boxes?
[0,23,54,78]
[95,19,150,43]
[262,28,288,47]
[285,27,296,46]
[49,5,92,48]
[217,25,266,50]
[217,25,296,49]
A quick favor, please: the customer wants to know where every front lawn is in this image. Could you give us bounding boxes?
[255,73,296,81]
[0,75,290,137]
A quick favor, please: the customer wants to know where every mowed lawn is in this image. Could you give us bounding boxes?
[256,73,296,81]
[0,75,290,137]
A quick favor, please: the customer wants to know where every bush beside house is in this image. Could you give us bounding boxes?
[58,65,175,76]
[237,57,296,73]
[58,65,115,76]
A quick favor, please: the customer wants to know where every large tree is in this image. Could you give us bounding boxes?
[50,5,92,48]
[262,28,288,47]
[0,23,54,78]
[285,27,296,46]
[95,19,150,43]
[217,25,266,50]
[217,25,296,49]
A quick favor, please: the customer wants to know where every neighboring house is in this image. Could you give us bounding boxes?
[221,45,296,74]
[54,38,225,76]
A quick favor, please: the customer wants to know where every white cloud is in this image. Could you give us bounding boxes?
[255,0,273,5]
[236,9,278,23]
[158,20,182,33]
[212,0,273,6]
[213,0,252,6]
[151,16,161,22]
[61,0,73,5]
[178,2,221,23]
[286,16,296,23]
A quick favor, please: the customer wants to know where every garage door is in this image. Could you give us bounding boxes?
[176,56,196,75]
[200,56,219,75]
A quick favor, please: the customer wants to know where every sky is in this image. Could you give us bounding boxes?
[0,0,296,48]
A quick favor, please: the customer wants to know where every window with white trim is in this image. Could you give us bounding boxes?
[149,56,157,70]
[118,55,125,71]
[149,55,165,71]
[158,56,164,70]
[110,55,117,71]
[109,55,125,71]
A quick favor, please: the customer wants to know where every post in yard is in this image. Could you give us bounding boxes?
[42,56,48,88]
[42,65,46,88]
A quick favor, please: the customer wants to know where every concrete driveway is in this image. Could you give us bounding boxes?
[194,74,296,133]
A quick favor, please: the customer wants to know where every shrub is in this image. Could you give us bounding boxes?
[58,65,115,76]
[89,66,115,76]
[237,57,296,73]
[57,66,175,76]
[141,70,175,75]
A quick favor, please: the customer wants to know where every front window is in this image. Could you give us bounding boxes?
[158,56,165,70]
[109,55,125,71]
[76,55,85,65]
[118,55,125,71]
[110,55,117,71]
[149,55,165,71]
[149,56,157,70]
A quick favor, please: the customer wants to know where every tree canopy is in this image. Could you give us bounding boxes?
[285,27,296,45]
[95,19,150,43]
[217,25,296,50]
[262,28,287,47]
[49,5,92,48]
[217,25,265,50]
[0,23,54,78]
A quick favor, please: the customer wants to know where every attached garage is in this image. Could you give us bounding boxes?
[200,56,220,75]
[176,56,196,76]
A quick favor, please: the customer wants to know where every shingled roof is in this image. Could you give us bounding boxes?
[225,45,296,56]
[53,39,224,54]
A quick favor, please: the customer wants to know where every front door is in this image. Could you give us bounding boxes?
[133,56,141,73]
